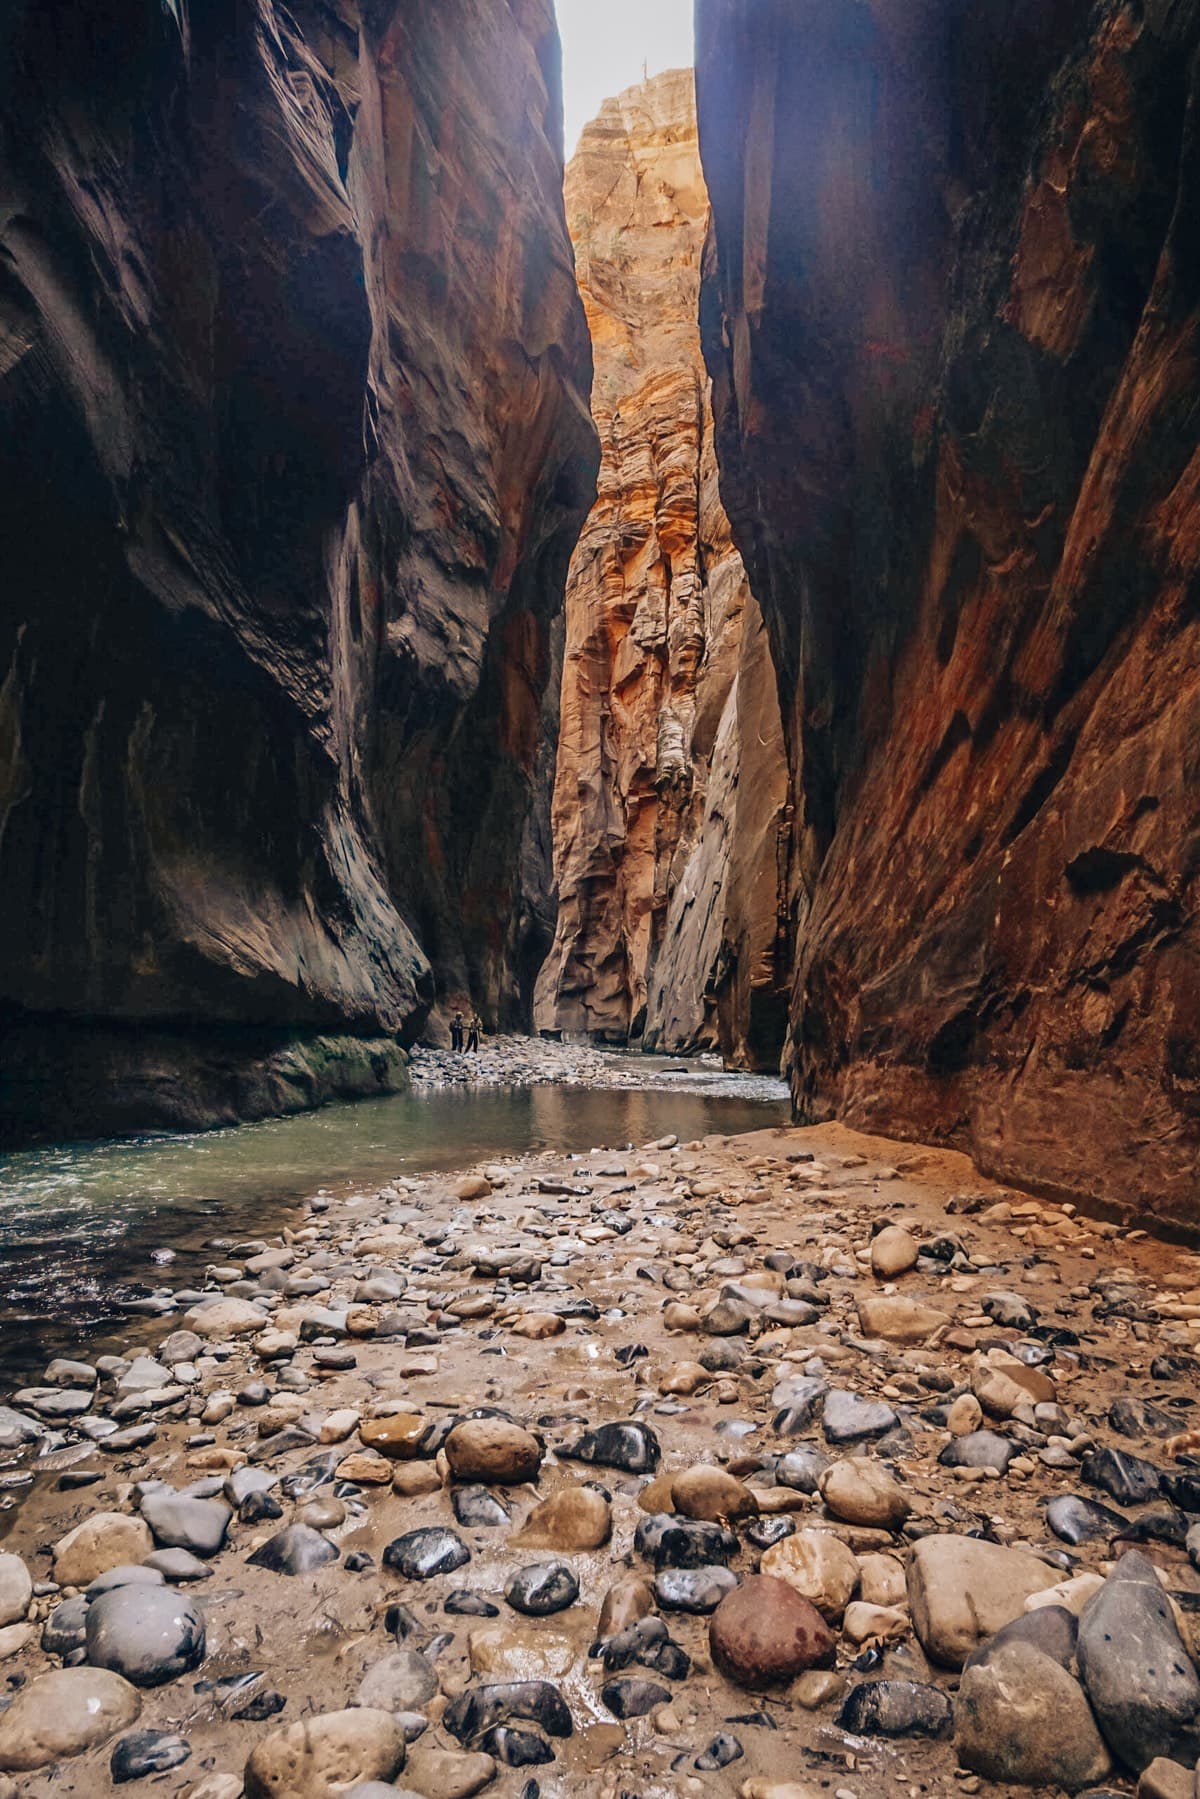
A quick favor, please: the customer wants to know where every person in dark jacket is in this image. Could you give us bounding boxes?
[450,1010,464,1053]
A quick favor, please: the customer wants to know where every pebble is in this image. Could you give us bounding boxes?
[517,1483,611,1548]
[906,1534,1058,1668]
[1076,1549,1200,1771]
[505,1561,579,1616]
[243,1709,407,1798]
[401,1744,497,1798]
[709,1575,834,1688]
[443,1680,573,1743]
[837,1678,952,1737]
[110,1729,192,1783]
[445,1417,542,1484]
[0,1667,142,1770]
[822,1390,899,1444]
[870,1226,919,1278]
[85,1583,206,1686]
[53,1512,154,1588]
[655,1565,739,1613]
[0,1555,31,1628]
[563,1419,660,1473]
[938,1430,1017,1474]
[383,1528,471,1580]
[761,1528,860,1622]
[140,1490,232,1556]
[954,1636,1111,1787]
[819,1457,910,1528]
[247,1524,340,1575]
[356,1650,440,1712]
[671,1464,758,1521]
[1046,1493,1128,1545]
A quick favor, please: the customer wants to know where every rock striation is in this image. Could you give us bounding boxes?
[697,0,1200,1227]
[534,71,790,1063]
[0,0,595,1140]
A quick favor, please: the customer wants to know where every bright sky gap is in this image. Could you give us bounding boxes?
[554,0,696,156]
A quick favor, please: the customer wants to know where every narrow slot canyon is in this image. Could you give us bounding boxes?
[0,3,1198,1796]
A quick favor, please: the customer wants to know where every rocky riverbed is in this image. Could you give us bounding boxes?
[407,1038,788,1100]
[0,1115,1196,1798]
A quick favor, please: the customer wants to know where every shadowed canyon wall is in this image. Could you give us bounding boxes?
[535,71,791,1063]
[696,0,1200,1228]
[0,0,596,1139]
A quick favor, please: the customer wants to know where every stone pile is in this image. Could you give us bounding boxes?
[0,1119,1196,1797]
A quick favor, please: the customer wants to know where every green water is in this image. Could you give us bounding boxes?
[0,1056,789,1379]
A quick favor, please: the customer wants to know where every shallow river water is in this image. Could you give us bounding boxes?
[0,1051,788,1381]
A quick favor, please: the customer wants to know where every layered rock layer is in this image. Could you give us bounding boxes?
[696,0,1200,1226]
[535,71,790,1062]
[0,0,595,1138]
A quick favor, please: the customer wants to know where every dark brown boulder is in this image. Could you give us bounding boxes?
[708,1574,835,1688]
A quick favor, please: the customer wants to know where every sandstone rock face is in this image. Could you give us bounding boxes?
[0,0,595,1140]
[696,0,1200,1227]
[535,71,790,1064]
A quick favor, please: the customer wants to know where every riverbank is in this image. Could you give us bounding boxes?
[0,1111,1195,1796]
[0,1041,788,1389]
[407,1036,786,1099]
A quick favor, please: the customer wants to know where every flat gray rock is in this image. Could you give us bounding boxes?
[1077,1549,1200,1772]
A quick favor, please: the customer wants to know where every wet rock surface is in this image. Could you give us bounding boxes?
[0,1111,1198,1797]
[0,0,597,1141]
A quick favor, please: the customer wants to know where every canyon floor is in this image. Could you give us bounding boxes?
[0,1065,1196,1797]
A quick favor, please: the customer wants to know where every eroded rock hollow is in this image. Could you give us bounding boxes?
[0,0,596,1138]
[535,71,791,1064]
[696,0,1200,1229]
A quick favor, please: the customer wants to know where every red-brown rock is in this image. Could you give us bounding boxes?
[709,1574,835,1689]
[0,0,596,1138]
[697,0,1200,1229]
[534,71,789,1064]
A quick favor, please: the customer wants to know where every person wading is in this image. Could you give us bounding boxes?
[466,1012,482,1053]
[450,1010,464,1053]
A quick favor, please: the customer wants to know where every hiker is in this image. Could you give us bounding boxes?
[450,1009,464,1053]
[466,1012,482,1053]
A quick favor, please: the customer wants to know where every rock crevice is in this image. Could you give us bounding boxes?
[535,70,790,1064]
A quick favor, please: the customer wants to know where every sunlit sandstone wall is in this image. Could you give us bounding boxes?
[536,70,790,1064]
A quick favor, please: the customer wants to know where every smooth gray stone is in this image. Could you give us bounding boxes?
[823,1389,899,1444]
[505,1562,579,1617]
[1077,1548,1200,1771]
[140,1491,232,1558]
[654,1565,738,1613]
[145,1548,211,1582]
[939,1431,1017,1475]
[775,1446,830,1492]
[1045,1494,1128,1545]
[963,1604,1078,1673]
[86,1566,165,1598]
[247,1524,339,1576]
[42,1595,89,1657]
[356,1649,439,1712]
[85,1585,206,1687]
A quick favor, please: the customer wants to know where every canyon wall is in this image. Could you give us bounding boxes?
[0,0,595,1140]
[535,71,791,1062]
[696,0,1200,1228]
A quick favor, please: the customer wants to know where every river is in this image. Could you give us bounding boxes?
[0,1048,789,1382]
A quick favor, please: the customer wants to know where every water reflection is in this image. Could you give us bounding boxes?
[0,1065,789,1378]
